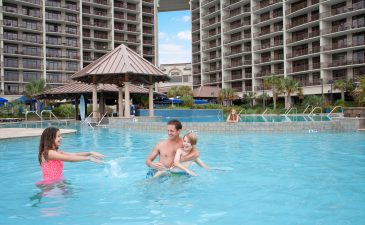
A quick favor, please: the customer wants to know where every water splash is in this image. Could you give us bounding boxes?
[103,158,128,178]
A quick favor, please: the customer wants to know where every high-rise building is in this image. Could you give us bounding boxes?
[0,0,157,99]
[1,0,364,101]
[191,0,365,100]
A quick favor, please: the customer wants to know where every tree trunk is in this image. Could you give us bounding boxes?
[341,91,345,101]
[273,91,277,110]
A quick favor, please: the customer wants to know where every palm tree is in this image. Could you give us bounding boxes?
[244,91,256,107]
[282,77,300,109]
[218,88,235,106]
[167,85,192,98]
[24,79,48,111]
[334,79,353,101]
[352,76,365,106]
[263,75,283,110]
[257,92,270,107]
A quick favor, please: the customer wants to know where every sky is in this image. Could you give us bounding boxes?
[158,10,192,65]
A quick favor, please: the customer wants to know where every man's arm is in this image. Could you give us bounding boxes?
[145,143,166,170]
[180,148,199,162]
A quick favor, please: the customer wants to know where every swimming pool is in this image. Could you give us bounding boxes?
[1,125,364,224]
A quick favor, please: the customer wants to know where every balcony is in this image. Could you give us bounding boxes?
[255,71,271,78]
[202,43,219,50]
[253,0,282,12]
[224,47,251,56]
[224,33,251,44]
[287,46,321,58]
[286,0,319,15]
[203,66,221,73]
[254,27,283,38]
[223,21,250,32]
[223,0,241,8]
[223,8,250,20]
[323,41,365,51]
[224,61,251,69]
[287,30,319,44]
[254,11,283,24]
[321,1,365,19]
[254,40,283,51]
[287,64,310,73]
[287,14,319,29]
[322,22,365,35]
[326,59,365,68]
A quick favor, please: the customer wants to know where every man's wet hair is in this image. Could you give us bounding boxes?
[167,119,182,130]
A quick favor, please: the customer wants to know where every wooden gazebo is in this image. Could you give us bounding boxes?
[71,44,169,118]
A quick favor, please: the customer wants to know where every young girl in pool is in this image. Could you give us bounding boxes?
[38,127,104,183]
[154,131,210,177]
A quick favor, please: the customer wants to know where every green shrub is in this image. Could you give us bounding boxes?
[181,95,194,108]
[53,104,75,118]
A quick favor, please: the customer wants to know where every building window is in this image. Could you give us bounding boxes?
[24,46,41,56]
[24,59,41,69]
[23,71,41,81]
[5,84,19,95]
[4,71,19,81]
[47,60,62,70]
[4,58,18,67]
[4,45,17,54]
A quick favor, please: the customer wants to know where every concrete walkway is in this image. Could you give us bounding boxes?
[0,128,77,140]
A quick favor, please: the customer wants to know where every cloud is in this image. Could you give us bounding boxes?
[177,31,191,41]
[158,32,170,41]
[182,15,191,23]
[159,44,191,64]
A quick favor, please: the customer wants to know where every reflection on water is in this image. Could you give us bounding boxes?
[30,180,74,217]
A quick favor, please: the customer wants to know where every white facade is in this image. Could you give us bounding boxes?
[158,63,192,92]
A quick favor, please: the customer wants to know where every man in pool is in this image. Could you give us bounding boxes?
[145,119,199,177]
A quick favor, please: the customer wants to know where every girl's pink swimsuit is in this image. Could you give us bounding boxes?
[40,160,63,182]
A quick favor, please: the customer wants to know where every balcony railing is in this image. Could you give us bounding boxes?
[326,58,365,67]
[287,14,319,29]
[254,11,283,24]
[287,30,319,43]
[223,8,250,20]
[223,21,250,32]
[286,0,319,15]
[254,40,283,51]
[253,0,282,12]
[254,27,283,37]
[224,47,251,56]
[224,34,251,44]
[224,61,251,69]
[322,22,365,35]
[321,2,365,19]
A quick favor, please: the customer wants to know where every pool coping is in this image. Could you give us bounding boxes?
[104,117,362,133]
[0,128,77,140]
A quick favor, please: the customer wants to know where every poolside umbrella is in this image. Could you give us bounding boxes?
[0,97,8,107]
[16,96,37,103]
[71,44,170,118]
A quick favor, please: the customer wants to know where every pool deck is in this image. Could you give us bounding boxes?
[0,128,77,140]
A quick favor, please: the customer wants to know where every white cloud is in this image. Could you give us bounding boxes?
[177,31,191,41]
[158,32,170,41]
[159,44,191,64]
[182,15,191,23]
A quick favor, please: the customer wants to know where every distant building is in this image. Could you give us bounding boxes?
[158,63,192,93]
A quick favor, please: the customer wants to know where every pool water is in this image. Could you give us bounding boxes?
[0,125,364,225]
[162,115,330,122]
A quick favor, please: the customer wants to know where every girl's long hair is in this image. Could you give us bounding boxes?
[228,111,237,121]
[38,127,59,165]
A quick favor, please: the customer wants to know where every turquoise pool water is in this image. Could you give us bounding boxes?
[162,115,330,122]
[0,125,364,224]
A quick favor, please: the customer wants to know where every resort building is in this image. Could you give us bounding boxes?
[191,0,365,100]
[0,0,157,100]
[0,0,364,102]
[158,63,192,93]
